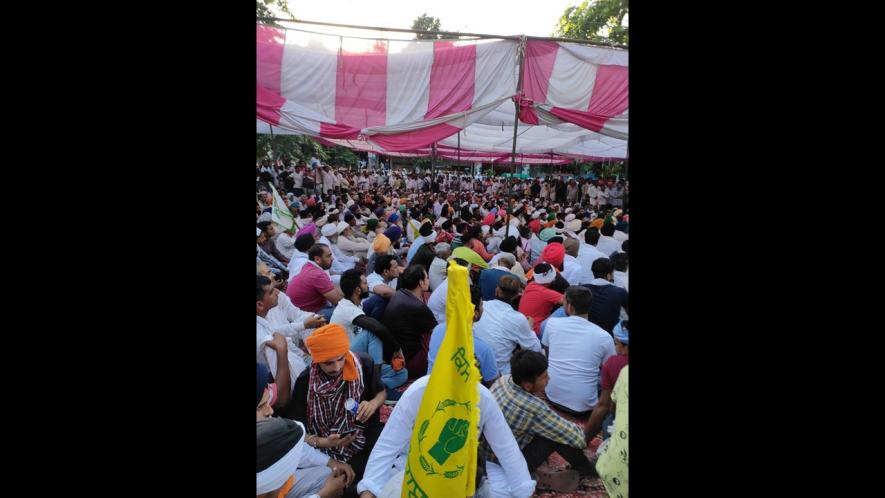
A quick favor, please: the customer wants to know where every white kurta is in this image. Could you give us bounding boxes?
[473,299,542,375]
[256,315,308,389]
[356,375,535,498]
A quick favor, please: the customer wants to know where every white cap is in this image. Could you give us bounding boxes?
[534,267,556,285]
[321,224,337,237]
[336,221,350,235]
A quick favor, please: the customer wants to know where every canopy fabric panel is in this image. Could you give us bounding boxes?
[519,40,628,140]
[257,24,518,152]
[257,23,628,160]
[258,120,621,164]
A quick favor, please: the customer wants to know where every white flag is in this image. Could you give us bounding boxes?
[269,183,298,232]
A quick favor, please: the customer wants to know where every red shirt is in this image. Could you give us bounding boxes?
[518,282,563,336]
[286,262,335,312]
[600,354,629,391]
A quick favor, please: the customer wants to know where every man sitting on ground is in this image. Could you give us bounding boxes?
[474,275,542,375]
[287,233,316,282]
[518,263,564,337]
[365,254,400,299]
[583,258,629,334]
[382,264,438,378]
[542,287,615,417]
[331,269,408,399]
[285,324,387,497]
[479,252,516,302]
[256,363,352,498]
[355,365,535,498]
[287,244,344,320]
[485,350,597,493]
[426,284,499,388]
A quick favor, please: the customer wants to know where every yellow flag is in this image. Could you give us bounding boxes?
[402,261,481,498]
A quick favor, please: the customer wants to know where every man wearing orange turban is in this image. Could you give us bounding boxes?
[282,324,387,494]
[305,324,360,381]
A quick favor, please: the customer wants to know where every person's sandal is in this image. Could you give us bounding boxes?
[534,466,580,493]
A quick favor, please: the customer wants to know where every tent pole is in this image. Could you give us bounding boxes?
[431,143,437,193]
[510,36,527,176]
[457,131,461,167]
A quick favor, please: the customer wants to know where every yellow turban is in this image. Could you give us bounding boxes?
[372,233,391,253]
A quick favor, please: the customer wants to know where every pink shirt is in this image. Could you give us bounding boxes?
[286,262,335,312]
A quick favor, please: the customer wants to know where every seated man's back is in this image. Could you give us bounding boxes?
[543,316,614,414]
[542,287,615,415]
[583,257,628,334]
[584,282,628,333]
[473,275,541,375]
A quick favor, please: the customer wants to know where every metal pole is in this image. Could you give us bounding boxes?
[431,143,437,194]
[457,131,461,189]
[510,36,527,176]
[457,131,461,166]
[256,17,628,49]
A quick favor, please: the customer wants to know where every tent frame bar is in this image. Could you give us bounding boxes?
[257,17,627,50]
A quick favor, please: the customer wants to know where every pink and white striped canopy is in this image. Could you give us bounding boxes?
[258,24,519,152]
[257,23,628,158]
[258,120,622,164]
[519,40,628,140]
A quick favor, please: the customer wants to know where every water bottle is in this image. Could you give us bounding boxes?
[344,398,359,417]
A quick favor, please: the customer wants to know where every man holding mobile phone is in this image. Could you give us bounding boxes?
[284,324,387,497]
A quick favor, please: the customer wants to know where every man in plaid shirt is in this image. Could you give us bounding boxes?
[481,350,596,490]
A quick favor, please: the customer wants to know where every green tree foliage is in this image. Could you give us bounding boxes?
[256,134,326,163]
[411,14,442,40]
[555,0,628,46]
[328,146,360,167]
[256,134,364,167]
[257,0,294,20]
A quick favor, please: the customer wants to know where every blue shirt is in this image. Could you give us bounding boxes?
[361,294,389,322]
[478,268,512,302]
[426,322,499,382]
[406,236,424,263]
